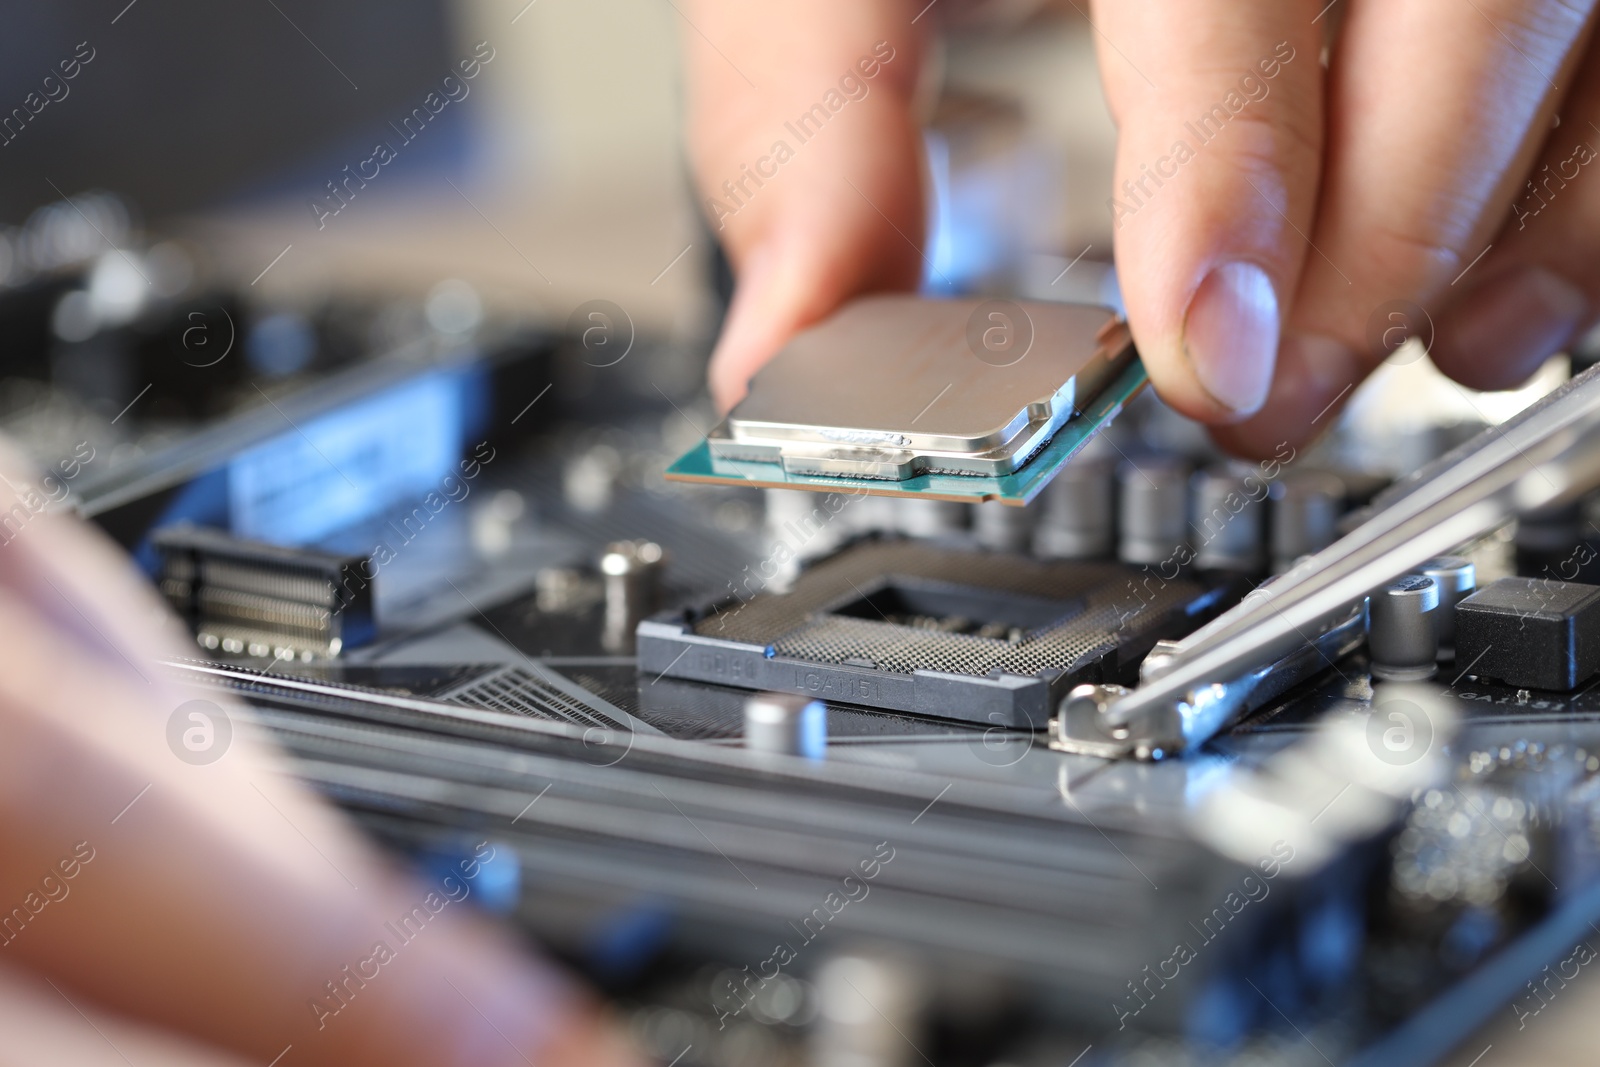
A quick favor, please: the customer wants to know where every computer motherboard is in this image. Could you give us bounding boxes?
[18,261,1600,1067]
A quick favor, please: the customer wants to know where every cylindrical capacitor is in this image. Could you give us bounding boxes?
[743,692,827,758]
[1036,454,1116,559]
[974,500,1035,553]
[844,493,899,536]
[1367,573,1440,681]
[1118,457,1190,567]
[893,497,968,540]
[764,487,847,566]
[1190,463,1268,572]
[1268,470,1346,573]
[1419,556,1476,658]
[599,539,665,652]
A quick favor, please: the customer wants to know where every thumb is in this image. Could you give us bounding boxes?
[680,0,928,412]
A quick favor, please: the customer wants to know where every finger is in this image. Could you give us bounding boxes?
[0,961,252,1067]
[1432,43,1600,389]
[1090,0,1325,423]
[680,0,927,411]
[1214,0,1597,458]
[0,446,642,1067]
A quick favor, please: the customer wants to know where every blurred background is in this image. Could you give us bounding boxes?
[0,0,1113,364]
[7,3,1599,1064]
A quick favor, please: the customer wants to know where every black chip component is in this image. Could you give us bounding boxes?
[636,539,1224,727]
[1454,577,1600,691]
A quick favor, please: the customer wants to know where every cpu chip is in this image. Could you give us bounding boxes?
[666,295,1142,506]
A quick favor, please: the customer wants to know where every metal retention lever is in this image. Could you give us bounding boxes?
[1051,364,1600,760]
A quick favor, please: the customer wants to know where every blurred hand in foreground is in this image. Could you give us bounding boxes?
[0,438,645,1066]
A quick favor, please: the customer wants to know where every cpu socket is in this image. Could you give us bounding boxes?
[637,539,1221,728]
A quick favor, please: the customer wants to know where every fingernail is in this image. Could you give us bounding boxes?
[1182,261,1279,418]
[1438,266,1587,390]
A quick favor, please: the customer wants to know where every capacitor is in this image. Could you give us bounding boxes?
[893,497,968,540]
[974,500,1035,553]
[764,487,848,564]
[1419,556,1476,657]
[844,493,899,536]
[1118,457,1191,567]
[1190,464,1267,572]
[1268,470,1346,573]
[599,539,665,652]
[743,692,827,758]
[1367,573,1439,681]
[1036,453,1115,559]
[813,955,923,1067]
[470,489,528,559]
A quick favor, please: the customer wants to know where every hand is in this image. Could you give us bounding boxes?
[0,441,645,1067]
[681,0,928,413]
[682,0,1600,458]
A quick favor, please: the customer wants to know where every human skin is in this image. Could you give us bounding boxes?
[680,0,1600,458]
[0,440,646,1067]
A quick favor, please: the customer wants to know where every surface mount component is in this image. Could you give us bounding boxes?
[666,296,1143,506]
[1366,573,1439,681]
[1455,577,1600,691]
[1117,456,1190,565]
[742,692,826,758]
[1036,448,1115,559]
[1191,463,1267,572]
[598,539,665,653]
[1269,470,1346,573]
[637,538,1222,727]
[1419,555,1476,655]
